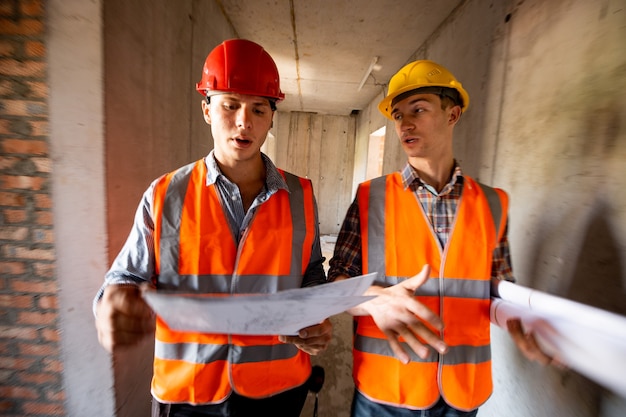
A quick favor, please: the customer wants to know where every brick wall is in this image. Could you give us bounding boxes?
[0,0,66,416]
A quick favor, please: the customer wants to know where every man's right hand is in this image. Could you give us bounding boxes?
[346,264,448,364]
[95,284,156,353]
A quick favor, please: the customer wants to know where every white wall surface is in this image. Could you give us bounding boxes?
[48,0,115,415]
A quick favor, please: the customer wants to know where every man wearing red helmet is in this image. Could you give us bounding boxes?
[94,39,332,417]
[329,60,552,417]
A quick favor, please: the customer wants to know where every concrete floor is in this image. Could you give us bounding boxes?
[320,235,337,273]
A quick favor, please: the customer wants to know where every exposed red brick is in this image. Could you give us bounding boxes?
[2,139,48,155]
[1,175,47,191]
[17,311,58,326]
[18,372,58,385]
[24,41,45,57]
[41,358,62,373]
[0,325,37,340]
[32,263,54,279]
[3,209,27,223]
[34,211,52,225]
[0,356,36,371]
[0,385,38,400]
[0,226,28,240]
[0,99,47,117]
[0,294,33,309]
[20,0,44,17]
[22,402,65,415]
[0,156,19,170]
[0,18,43,36]
[11,279,57,294]
[0,399,14,413]
[32,157,52,173]
[0,40,15,56]
[18,342,59,356]
[32,228,54,244]
[8,246,55,261]
[0,192,26,207]
[25,81,47,98]
[32,193,50,208]
[30,120,49,137]
[36,295,57,310]
[0,2,13,15]
[40,328,60,342]
[44,388,65,402]
[0,59,46,78]
[0,118,9,133]
[2,4,65,415]
[0,262,26,274]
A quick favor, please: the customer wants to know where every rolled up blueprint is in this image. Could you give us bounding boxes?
[490,280,626,397]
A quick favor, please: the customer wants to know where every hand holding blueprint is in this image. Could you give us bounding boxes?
[142,273,377,335]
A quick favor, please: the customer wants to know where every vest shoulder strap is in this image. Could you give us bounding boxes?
[475,181,504,240]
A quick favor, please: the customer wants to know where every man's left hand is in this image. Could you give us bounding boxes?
[279,318,333,355]
[507,318,565,368]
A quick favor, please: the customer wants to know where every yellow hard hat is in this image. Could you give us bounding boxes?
[378,60,470,119]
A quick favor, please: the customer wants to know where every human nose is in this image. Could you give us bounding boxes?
[236,106,252,129]
[398,117,414,132]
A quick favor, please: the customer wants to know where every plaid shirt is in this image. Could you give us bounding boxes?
[328,161,514,285]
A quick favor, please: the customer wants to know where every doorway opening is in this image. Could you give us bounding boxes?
[365,126,386,180]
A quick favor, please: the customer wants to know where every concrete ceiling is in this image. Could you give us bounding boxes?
[218,0,461,115]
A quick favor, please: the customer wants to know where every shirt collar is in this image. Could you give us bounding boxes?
[204,150,289,193]
[400,160,464,193]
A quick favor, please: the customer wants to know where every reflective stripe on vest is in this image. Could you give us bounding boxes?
[354,173,508,411]
[150,160,314,404]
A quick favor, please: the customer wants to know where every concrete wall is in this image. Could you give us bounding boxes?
[103,1,237,416]
[270,111,356,234]
[48,0,113,415]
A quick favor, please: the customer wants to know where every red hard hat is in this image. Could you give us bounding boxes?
[195,39,285,102]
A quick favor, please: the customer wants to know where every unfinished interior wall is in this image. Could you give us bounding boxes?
[103,1,237,415]
[271,111,357,235]
[478,0,626,415]
[47,0,112,415]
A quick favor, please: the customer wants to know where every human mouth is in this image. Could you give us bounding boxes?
[233,137,252,147]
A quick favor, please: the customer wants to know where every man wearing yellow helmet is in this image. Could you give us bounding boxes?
[329,60,550,416]
[94,39,332,417]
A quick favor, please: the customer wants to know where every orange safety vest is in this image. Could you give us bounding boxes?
[150,159,316,404]
[354,173,508,411]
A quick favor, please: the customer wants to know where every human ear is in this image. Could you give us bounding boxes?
[448,105,462,125]
[201,100,211,125]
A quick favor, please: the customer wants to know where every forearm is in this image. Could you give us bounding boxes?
[332,274,385,316]
[94,185,157,315]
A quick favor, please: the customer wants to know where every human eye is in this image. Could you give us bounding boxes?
[222,101,238,111]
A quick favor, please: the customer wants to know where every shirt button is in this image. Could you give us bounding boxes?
[231,195,237,201]
[437,227,443,233]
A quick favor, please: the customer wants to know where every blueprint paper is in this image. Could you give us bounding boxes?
[491,281,626,397]
[143,273,377,335]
